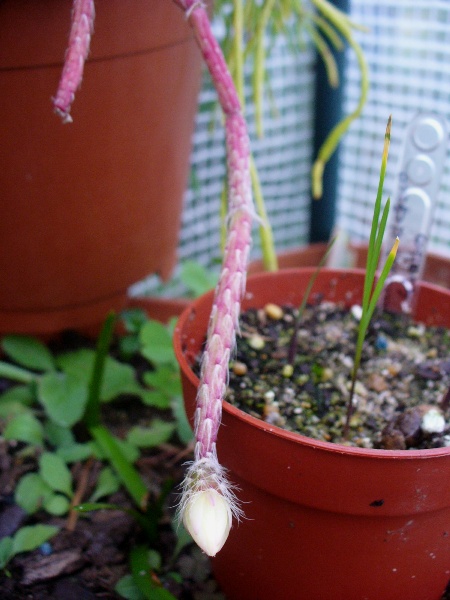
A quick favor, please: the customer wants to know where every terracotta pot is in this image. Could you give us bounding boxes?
[174,268,450,600]
[249,243,450,290]
[0,0,202,334]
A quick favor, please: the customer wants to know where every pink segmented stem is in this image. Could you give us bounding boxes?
[178,1,254,461]
[53,0,95,123]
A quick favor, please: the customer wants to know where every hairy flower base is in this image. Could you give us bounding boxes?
[178,453,243,556]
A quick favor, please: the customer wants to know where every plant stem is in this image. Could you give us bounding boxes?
[311,0,369,199]
[250,156,278,271]
[343,118,399,437]
[53,0,95,123]
[227,0,278,271]
[176,0,252,537]
[84,312,116,429]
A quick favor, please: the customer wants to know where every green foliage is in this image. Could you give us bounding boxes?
[139,320,177,367]
[4,412,44,446]
[2,335,55,372]
[179,260,218,297]
[39,452,73,496]
[129,545,177,600]
[89,467,120,502]
[0,524,58,570]
[0,310,193,580]
[38,371,88,427]
[126,421,176,448]
[344,117,398,434]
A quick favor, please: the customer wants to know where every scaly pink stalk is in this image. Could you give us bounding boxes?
[175,0,253,554]
[53,0,95,123]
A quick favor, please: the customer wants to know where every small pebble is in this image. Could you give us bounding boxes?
[421,408,446,434]
[39,542,53,556]
[321,367,334,382]
[350,304,363,321]
[248,334,265,350]
[407,324,425,338]
[387,362,402,377]
[264,390,276,403]
[232,361,248,376]
[282,364,294,378]
[375,335,388,351]
[367,373,388,393]
[264,303,284,320]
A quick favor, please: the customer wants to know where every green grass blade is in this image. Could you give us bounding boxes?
[84,312,116,429]
[362,117,391,312]
[90,425,148,511]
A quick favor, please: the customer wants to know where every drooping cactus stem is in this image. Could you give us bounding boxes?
[175,0,253,552]
[53,0,95,123]
[179,0,253,461]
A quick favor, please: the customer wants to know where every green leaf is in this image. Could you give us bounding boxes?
[56,442,95,463]
[44,421,75,448]
[3,412,44,446]
[2,335,55,372]
[43,493,71,516]
[120,308,148,334]
[139,390,171,409]
[180,260,217,297]
[126,421,175,448]
[90,467,120,502]
[38,372,88,427]
[57,350,142,402]
[139,321,176,367]
[130,545,177,600]
[15,473,53,515]
[143,366,182,397]
[147,549,162,571]
[0,385,34,418]
[11,524,58,556]
[0,385,34,407]
[39,452,72,496]
[119,335,140,361]
[0,537,14,570]
[115,574,146,600]
[113,437,140,463]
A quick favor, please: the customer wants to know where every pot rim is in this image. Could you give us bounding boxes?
[174,267,450,461]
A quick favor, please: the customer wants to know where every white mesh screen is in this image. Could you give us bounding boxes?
[337,0,450,257]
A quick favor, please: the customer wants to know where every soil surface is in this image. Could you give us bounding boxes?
[226,302,450,450]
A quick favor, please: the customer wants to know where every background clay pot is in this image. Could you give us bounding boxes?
[174,268,450,600]
[0,0,202,334]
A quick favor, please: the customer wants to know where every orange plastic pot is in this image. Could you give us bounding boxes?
[174,268,450,600]
[0,0,202,334]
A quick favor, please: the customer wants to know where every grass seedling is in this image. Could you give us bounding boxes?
[343,116,399,437]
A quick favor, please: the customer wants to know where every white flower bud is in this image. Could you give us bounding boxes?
[183,489,232,556]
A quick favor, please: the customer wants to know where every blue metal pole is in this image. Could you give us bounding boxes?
[310,0,350,243]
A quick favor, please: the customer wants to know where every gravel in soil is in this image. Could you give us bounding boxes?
[226,301,450,449]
